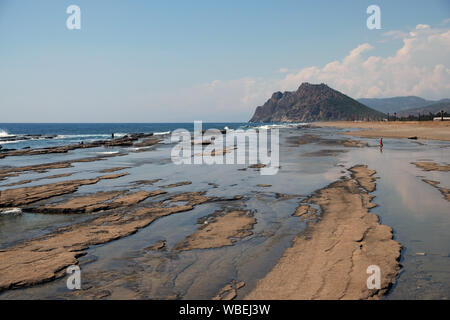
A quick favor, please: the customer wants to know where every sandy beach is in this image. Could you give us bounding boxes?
[315,121,450,141]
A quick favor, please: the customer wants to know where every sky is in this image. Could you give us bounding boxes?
[0,0,449,122]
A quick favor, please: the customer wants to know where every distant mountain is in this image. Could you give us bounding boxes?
[357,96,435,113]
[396,99,450,117]
[249,83,384,122]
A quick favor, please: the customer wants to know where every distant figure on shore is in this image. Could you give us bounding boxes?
[111,133,115,139]
[379,138,383,148]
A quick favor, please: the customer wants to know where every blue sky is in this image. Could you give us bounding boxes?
[0,0,449,122]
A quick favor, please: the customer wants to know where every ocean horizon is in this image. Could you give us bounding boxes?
[0,122,252,150]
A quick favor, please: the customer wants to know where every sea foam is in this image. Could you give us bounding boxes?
[0,129,13,137]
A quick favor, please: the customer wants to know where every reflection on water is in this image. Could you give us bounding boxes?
[0,127,448,299]
[0,212,91,249]
[338,138,450,299]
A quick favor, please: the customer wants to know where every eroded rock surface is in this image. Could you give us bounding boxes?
[160,181,192,188]
[213,280,245,300]
[0,155,123,181]
[246,165,401,300]
[423,179,450,202]
[100,167,130,173]
[174,210,256,251]
[1,173,74,187]
[28,190,166,214]
[0,173,128,207]
[412,162,450,172]
[0,191,210,292]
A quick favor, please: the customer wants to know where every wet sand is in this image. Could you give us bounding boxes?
[0,127,448,299]
[315,121,450,141]
[246,165,402,299]
[0,191,210,291]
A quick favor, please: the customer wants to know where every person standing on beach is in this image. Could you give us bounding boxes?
[111,133,115,139]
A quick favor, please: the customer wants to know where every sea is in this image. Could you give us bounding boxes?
[0,122,288,150]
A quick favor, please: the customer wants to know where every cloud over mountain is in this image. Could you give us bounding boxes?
[278,24,450,100]
[155,24,450,120]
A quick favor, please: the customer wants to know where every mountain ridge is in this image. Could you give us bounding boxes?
[396,99,450,117]
[357,96,434,113]
[357,96,450,114]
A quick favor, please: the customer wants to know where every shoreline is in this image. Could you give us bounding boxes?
[0,133,160,159]
[314,121,450,141]
[1,125,447,299]
[245,165,402,300]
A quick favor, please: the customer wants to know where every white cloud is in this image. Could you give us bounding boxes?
[415,24,430,30]
[279,68,289,73]
[154,24,450,120]
[277,25,450,99]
